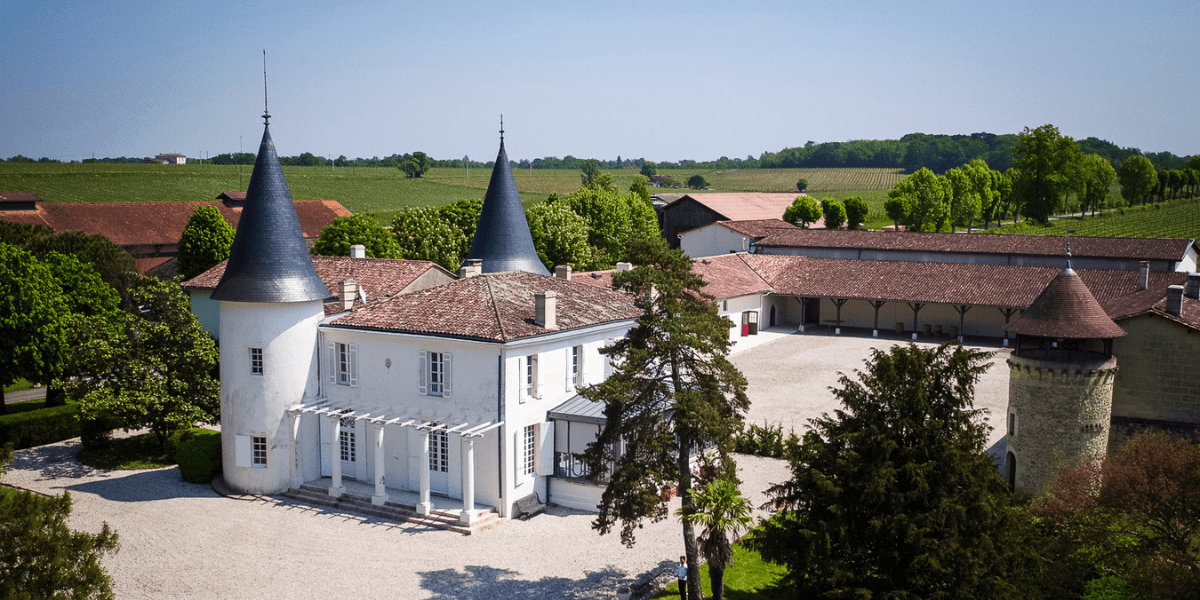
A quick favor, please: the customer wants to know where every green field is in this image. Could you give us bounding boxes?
[984,196,1200,240]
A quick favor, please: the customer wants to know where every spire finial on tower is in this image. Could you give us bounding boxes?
[1065,230,1075,270]
[499,114,504,142]
[262,50,271,125]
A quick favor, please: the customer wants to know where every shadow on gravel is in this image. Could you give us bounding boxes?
[64,468,215,502]
[418,564,630,599]
[11,443,98,481]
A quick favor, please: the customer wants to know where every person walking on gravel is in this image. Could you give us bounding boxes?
[677,556,688,600]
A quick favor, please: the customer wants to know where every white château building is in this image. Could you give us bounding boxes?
[207,115,638,529]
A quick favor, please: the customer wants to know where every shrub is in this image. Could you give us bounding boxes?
[0,403,81,449]
[174,429,221,484]
[734,422,796,458]
[79,413,120,450]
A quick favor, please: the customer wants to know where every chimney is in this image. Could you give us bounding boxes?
[1138,262,1149,290]
[1187,273,1200,300]
[1166,285,1184,318]
[350,244,366,259]
[340,279,357,312]
[554,265,572,281]
[615,262,633,273]
[535,290,557,329]
[458,258,483,279]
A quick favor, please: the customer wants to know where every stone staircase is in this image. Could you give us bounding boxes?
[283,483,503,535]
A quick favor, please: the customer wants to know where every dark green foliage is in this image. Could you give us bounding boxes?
[0,222,136,293]
[65,275,220,448]
[748,343,1043,599]
[889,167,951,232]
[398,151,430,178]
[0,243,70,415]
[782,196,821,228]
[819,198,846,229]
[640,161,657,177]
[561,187,659,265]
[177,206,235,280]
[733,422,795,458]
[1012,124,1083,224]
[391,207,468,271]
[0,402,81,449]
[687,174,708,190]
[677,479,755,600]
[580,159,602,186]
[311,214,401,259]
[525,202,594,271]
[842,196,869,230]
[1119,155,1157,206]
[795,178,808,192]
[580,235,748,600]
[0,445,119,600]
[173,429,222,484]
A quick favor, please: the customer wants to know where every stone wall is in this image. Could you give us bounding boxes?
[1111,314,1200,426]
[1006,353,1117,496]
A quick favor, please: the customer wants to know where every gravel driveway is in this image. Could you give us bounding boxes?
[3,327,1009,599]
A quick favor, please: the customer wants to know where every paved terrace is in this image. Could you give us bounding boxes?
[3,327,1011,599]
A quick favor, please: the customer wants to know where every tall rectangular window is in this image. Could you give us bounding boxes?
[429,352,444,396]
[522,425,536,476]
[429,429,448,473]
[251,436,267,467]
[339,415,356,462]
[249,348,263,376]
[522,354,538,401]
[571,345,582,387]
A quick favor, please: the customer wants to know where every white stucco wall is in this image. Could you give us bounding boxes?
[220,300,324,495]
[680,223,751,258]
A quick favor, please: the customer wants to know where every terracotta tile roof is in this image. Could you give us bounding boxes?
[0,191,44,204]
[573,269,617,289]
[0,200,351,247]
[183,255,450,301]
[330,271,640,342]
[676,193,807,222]
[692,254,772,300]
[1102,275,1200,331]
[1006,268,1127,338]
[715,219,799,239]
[755,229,1195,262]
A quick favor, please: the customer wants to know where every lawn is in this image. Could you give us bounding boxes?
[652,542,788,599]
[3,379,33,394]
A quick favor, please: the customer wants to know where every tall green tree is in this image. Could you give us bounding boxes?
[889,168,951,232]
[580,159,603,187]
[1078,153,1117,217]
[629,176,651,203]
[525,202,594,271]
[677,478,755,600]
[38,253,122,407]
[311,214,402,259]
[843,196,869,230]
[65,275,220,448]
[437,198,484,263]
[177,206,235,280]
[1012,124,1083,223]
[562,187,657,263]
[0,445,120,600]
[795,178,808,192]
[819,198,846,230]
[748,343,1043,598]
[0,222,135,298]
[399,151,430,178]
[884,195,908,230]
[581,235,749,600]
[391,207,468,271]
[945,165,982,232]
[640,161,658,177]
[687,174,708,190]
[783,196,822,228]
[0,243,70,415]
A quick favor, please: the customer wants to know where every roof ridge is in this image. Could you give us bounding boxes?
[735,252,774,290]
[484,275,508,341]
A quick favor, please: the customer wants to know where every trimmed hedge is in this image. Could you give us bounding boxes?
[0,403,81,450]
[173,429,221,484]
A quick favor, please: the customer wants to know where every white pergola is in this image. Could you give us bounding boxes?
[287,398,503,525]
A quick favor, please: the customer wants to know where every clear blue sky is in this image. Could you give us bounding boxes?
[2,0,1197,163]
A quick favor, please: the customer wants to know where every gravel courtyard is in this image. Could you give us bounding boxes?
[3,327,1011,599]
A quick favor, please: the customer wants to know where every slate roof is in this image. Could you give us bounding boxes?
[0,199,349,246]
[754,229,1195,262]
[330,271,639,342]
[463,136,549,276]
[548,394,606,424]
[210,123,330,303]
[183,255,450,301]
[1006,268,1127,339]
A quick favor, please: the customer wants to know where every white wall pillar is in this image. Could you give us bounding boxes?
[459,437,477,525]
[417,429,433,515]
[287,410,303,490]
[328,413,344,498]
[371,421,389,506]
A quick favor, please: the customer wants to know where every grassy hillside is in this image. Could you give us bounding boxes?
[983,197,1200,240]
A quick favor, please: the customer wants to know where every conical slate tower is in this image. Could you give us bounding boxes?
[210,120,330,302]
[464,126,550,276]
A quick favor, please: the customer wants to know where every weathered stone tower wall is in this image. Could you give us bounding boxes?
[1006,353,1118,495]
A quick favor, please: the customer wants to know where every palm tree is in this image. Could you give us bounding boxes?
[677,478,755,600]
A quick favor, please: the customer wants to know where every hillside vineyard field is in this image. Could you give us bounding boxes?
[985,197,1200,241]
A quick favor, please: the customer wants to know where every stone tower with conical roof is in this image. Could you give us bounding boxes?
[1004,263,1126,496]
[464,122,550,276]
[214,110,330,495]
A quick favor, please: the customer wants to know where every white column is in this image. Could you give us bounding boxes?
[416,429,433,515]
[459,437,477,525]
[371,421,388,506]
[287,410,303,490]
[328,414,345,498]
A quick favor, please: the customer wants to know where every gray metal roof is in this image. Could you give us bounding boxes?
[464,136,550,276]
[548,394,606,425]
[210,124,330,303]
